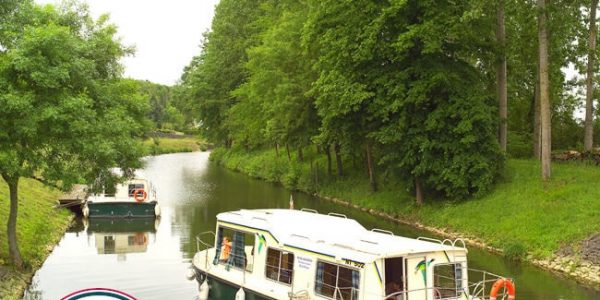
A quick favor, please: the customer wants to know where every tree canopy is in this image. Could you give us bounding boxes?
[0,1,148,268]
[177,0,600,200]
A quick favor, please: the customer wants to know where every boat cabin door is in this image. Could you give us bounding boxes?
[384,257,406,299]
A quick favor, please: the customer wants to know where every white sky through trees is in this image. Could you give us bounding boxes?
[35,0,220,86]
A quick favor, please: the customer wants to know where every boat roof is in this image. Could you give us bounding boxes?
[217,209,467,263]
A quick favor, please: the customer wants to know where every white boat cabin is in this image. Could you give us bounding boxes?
[193,209,507,300]
[88,178,156,203]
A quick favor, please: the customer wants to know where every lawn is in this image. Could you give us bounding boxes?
[0,178,72,299]
[142,136,208,155]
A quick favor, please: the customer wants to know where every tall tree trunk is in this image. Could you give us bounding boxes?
[533,79,541,159]
[538,0,552,180]
[585,0,598,151]
[297,147,304,162]
[334,143,343,176]
[415,178,423,205]
[285,143,291,162]
[497,0,508,152]
[2,174,23,269]
[325,144,332,176]
[366,142,377,192]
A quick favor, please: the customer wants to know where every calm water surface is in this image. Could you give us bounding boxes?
[25,152,600,299]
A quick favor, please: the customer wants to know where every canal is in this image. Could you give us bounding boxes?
[25,152,600,299]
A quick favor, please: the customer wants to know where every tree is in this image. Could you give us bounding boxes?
[182,0,264,147]
[538,0,552,179]
[0,2,147,268]
[497,0,508,153]
[232,1,319,153]
[305,0,502,201]
[585,0,598,151]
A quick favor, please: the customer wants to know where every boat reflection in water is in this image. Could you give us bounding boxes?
[84,218,159,259]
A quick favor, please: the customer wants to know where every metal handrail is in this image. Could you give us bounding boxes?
[371,228,394,235]
[417,236,443,243]
[328,212,348,219]
[195,231,216,270]
[300,208,319,213]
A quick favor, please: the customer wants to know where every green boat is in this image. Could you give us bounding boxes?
[83,177,161,218]
[86,217,158,233]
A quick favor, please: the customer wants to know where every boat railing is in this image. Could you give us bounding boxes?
[377,268,511,300]
[328,212,348,219]
[417,236,467,249]
[300,208,319,214]
[195,231,216,269]
[466,268,513,300]
[316,282,359,300]
[371,228,395,236]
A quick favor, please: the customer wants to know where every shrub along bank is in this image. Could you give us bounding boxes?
[211,147,600,262]
[0,179,72,299]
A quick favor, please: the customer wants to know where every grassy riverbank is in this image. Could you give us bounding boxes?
[0,179,72,299]
[211,147,600,260]
[143,136,209,155]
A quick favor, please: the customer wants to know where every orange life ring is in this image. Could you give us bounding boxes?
[133,189,147,202]
[490,278,516,300]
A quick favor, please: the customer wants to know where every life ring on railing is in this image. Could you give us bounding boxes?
[133,189,147,202]
[490,278,516,300]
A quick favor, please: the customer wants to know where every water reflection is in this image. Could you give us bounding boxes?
[86,218,157,257]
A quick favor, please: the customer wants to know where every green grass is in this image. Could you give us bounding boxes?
[211,147,600,260]
[142,136,209,155]
[0,178,72,299]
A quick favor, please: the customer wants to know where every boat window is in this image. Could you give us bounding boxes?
[265,248,294,285]
[384,257,405,299]
[104,236,116,254]
[315,261,360,300]
[128,184,145,196]
[213,226,255,272]
[433,263,463,299]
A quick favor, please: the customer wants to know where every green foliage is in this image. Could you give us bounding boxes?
[0,1,149,267]
[507,130,533,158]
[502,240,527,261]
[0,2,149,188]
[180,0,599,202]
[304,0,503,199]
[136,80,187,131]
[178,0,265,146]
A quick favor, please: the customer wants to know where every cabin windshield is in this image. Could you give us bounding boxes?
[213,226,255,272]
[433,263,464,299]
[384,257,405,299]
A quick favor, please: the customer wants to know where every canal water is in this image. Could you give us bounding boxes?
[25,152,600,299]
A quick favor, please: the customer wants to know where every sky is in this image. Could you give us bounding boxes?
[35,0,220,86]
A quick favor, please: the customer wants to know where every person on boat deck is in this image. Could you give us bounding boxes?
[220,236,232,261]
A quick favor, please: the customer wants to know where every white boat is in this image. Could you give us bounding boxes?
[191,209,515,300]
[83,177,161,218]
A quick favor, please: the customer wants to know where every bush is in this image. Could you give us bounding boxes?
[507,131,532,159]
[502,240,526,261]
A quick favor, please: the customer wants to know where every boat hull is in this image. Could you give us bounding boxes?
[87,201,157,218]
[193,267,274,300]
